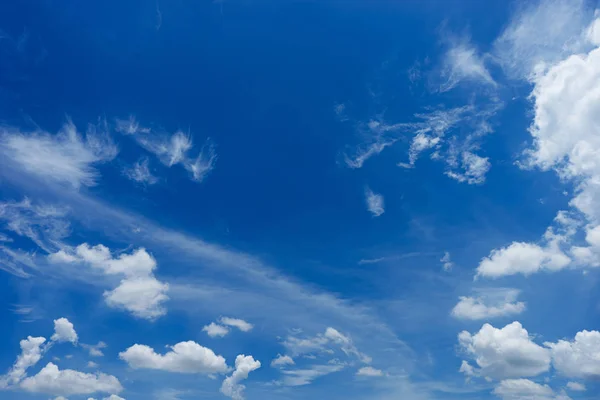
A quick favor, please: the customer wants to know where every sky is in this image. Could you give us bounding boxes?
[0,0,600,399]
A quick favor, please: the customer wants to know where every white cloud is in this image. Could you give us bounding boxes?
[219,317,253,332]
[278,363,345,386]
[0,198,70,254]
[119,341,228,374]
[117,117,217,183]
[445,151,490,185]
[493,379,556,400]
[451,289,526,320]
[19,362,122,397]
[365,188,384,217]
[440,251,453,271]
[440,39,496,92]
[123,158,158,185]
[49,245,169,320]
[458,322,551,380]
[203,322,229,338]
[51,318,78,344]
[283,327,371,364]
[1,336,47,386]
[0,119,117,189]
[356,366,384,377]
[87,361,99,368]
[545,330,600,379]
[566,381,586,391]
[220,355,261,400]
[81,342,107,358]
[476,241,570,278]
[271,355,294,368]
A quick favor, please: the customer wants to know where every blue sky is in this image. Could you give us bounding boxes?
[1,0,600,399]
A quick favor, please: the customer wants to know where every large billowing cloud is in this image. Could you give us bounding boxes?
[545,330,600,379]
[119,341,228,374]
[458,322,551,380]
[220,355,261,400]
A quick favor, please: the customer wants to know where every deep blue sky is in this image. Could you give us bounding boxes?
[1,1,599,400]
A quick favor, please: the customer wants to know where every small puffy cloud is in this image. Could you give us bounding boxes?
[49,245,168,320]
[270,355,294,368]
[0,119,117,189]
[123,158,158,185]
[203,323,229,338]
[87,361,99,369]
[356,366,383,377]
[283,327,370,364]
[119,341,228,374]
[458,322,550,380]
[51,318,78,344]
[451,289,526,320]
[476,241,570,278]
[566,382,586,392]
[19,362,122,397]
[440,251,453,271]
[1,336,47,385]
[445,152,490,185]
[365,188,384,217]
[219,317,253,332]
[493,379,555,400]
[81,342,107,358]
[545,330,600,379]
[220,355,261,400]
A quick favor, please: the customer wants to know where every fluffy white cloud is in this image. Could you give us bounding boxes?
[20,363,122,397]
[545,330,600,379]
[119,341,228,374]
[81,342,107,357]
[451,290,526,320]
[356,366,384,377]
[219,317,253,332]
[220,355,261,400]
[270,355,294,368]
[123,158,158,185]
[0,119,117,189]
[566,381,586,391]
[87,395,125,400]
[493,379,555,400]
[51,318,78,344]
[458,322,551,380]
[203,322,229,338]
[365,188,384,217]
[476,241,570,278]
[49,245,169,320]
[1,336,47,385]
[445,151,490,185]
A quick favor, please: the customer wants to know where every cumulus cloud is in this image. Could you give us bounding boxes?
[19,362,122,397]
[49,244,169,320]
[51,318,78,344]
[203,322,229,338]
[365,188,384,217]
[0,119,117,189]
[451,289,526,320]
[219,317,253,332]
[220,355,261,400]
[445,151,490,185]
[356,366,384,377]
[476,241,570,278]
[81,342,107,357]
[545,330,600,379]
[0,336,47,386]
[119,341,228,374]
[123,158,158,185]
[270,355,295,368]
[440,251,453,271]
[458,322,551,380]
